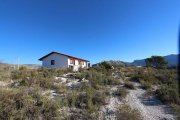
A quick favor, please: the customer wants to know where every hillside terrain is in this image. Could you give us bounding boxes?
[0,62,179,120]
[131,54,178,67]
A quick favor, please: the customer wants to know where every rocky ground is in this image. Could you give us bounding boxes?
[100,86,123,120]
[126,82,175,120]
[100,78,175,120]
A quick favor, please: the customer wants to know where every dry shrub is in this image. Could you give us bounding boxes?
[114,87,128,98]
[0,88,60,120]
[116,104,142,120]
[124,82,135,89]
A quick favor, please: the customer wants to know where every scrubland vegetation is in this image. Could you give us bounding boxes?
[0,60,179,120]
[126,66,179,119]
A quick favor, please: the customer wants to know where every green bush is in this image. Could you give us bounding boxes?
[99,61,112,70]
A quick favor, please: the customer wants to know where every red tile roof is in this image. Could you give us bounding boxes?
[39,51,90,62]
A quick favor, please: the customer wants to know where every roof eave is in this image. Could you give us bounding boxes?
[39,52,90,62]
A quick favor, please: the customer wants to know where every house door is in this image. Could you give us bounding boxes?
[69,65,74,70]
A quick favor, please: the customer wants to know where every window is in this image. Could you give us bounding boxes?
[51,60,55,65]
[79,61,84,65]
[70,59,75,64]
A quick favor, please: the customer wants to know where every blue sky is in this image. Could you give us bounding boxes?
[0,0,179,64]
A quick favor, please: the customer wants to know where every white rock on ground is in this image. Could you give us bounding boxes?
[42,90,59,99]
[55,74,89,88]
[0,81,9,87]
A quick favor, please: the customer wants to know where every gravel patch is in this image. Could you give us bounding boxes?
[126,83,175,120]
[100,86,124,119]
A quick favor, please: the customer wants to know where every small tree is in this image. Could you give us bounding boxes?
[145,56,168,69]
[99,61,112,70]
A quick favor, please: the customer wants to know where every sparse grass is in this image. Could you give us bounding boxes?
[156,84,179,105]
[116,104,142,120]
[124,82,135,89]
[114,87,128,98]
[127,67,179,100]
[104,76,121,85]
[0,63,179,119]
[53,84,67,94]
[140,81,151,90]
[0,88,61,120]
[66,87,106,111]
[143,89,156,97]
[124,66,179,119]
[172,104,180,120]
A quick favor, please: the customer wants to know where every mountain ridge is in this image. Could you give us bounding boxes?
[93,54,179,67]
[131,54,179,66]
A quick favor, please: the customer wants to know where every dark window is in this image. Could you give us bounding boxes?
[70,59,75,64]
[69,65,73,69]
[51,60,55,65]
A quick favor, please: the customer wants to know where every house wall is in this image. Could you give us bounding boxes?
[42,53,68,68]
[68,58,88,71]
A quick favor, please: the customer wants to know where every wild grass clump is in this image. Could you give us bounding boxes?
[104,76,120,85]
[156,84,179,105]
[66,87,106,113]
[76,67,120,89]
[124,82,135,89]
[116,104,142,120]
[53,84,67,94]
[16,76,54,90]
[140,81,151,90]
[0,88,60,120]
[173,104,180,120]
[69,109,99,120]
[114,87,128,98]
[91,90,106,106]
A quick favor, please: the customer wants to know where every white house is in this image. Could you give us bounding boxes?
[39,51,90,71]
